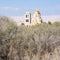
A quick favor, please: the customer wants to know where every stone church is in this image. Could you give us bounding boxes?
[20,10,42,26]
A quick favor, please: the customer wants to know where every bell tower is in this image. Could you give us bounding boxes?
[25,12,31,26]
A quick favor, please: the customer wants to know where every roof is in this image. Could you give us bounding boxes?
[34,9,40,14]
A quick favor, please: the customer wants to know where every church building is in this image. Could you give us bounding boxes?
[24,10,42,26]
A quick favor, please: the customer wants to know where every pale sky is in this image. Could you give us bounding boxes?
[0,0,60,16]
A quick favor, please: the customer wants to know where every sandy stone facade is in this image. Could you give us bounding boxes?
[23,10,42,26]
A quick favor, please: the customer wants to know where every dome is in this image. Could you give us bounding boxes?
[34,9,40,14]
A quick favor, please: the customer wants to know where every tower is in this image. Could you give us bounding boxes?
[25,12,31,26]
[31,9,42,25]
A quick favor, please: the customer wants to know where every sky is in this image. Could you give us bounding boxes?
[0,0,60,16]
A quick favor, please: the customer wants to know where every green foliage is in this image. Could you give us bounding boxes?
[53,21,60,26]
[0,16,60,60]
[21,23,25,25]
[48,21,52,25]
[0,16,17,45]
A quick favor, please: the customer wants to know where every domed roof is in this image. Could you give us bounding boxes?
[34,9,40,14]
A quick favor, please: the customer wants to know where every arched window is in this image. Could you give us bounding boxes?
[26,19,29,22]
[26,15,29,18]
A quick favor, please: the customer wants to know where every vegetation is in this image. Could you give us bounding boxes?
[0,16,60,60]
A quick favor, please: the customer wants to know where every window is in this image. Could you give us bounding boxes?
[26,15,29,18]
[26,19,29,22]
